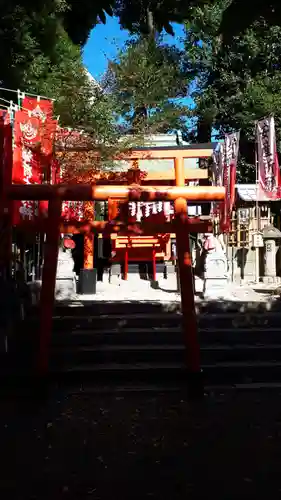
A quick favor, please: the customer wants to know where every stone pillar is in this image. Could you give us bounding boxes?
[56,248,76,299]
[203,250,228,298]
[264,239,277,278]
[262,225,281,285]
[109,262,121,285]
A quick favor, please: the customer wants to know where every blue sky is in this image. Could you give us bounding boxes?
[82,17,197,135]
[83,15,185,80]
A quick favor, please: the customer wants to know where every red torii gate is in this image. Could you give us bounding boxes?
[1,150,225,385]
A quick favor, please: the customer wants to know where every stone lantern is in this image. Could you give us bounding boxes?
[262,224,281,284]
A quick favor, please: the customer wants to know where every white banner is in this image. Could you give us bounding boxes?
[212,132,240,230]
[257,116,281,198]
[212,143,224,187]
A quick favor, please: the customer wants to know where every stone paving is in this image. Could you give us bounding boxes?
[54,273,278,306]
[53,248,281,304]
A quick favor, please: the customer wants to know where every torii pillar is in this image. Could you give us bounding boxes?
[174,157,202,396]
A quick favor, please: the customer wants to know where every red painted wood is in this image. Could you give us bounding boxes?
[152,246,156,281]
[37,198,62,376]
[124,245,129,280]
[174,158,201,374]
[8,183,225,203]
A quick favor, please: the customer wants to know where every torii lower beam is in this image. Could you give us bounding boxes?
[15,217,213,235]
[8,184,225,202]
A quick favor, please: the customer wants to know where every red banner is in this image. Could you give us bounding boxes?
[13,110,42,222]
[22,97,53,122]
[13,111,41,183]
[220,132,239,233]
[61,201,84,221]
[0,114,13,266]
[211,132,239,233]
[22,97,57,217]
[0,110,13,188]
[0,109,11,125]
[211,143,224,217]
[257,116,281,199]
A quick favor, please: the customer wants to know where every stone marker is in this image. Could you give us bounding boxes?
[56,248,76,298]
[203,236,228,298]
[262,224,281,285]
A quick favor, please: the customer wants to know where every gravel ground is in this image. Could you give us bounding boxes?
[54,273,277,304]
[53,249,280,304]
[1,387,281,499]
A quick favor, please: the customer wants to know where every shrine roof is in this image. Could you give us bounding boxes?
[133,142,217,151]
[236,184,271,202]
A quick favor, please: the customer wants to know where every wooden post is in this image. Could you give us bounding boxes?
[0,121,13,278]
[174,157,201,386]
[108,198,118,221]
[83,201,94,269]
[152,246,156,281]
[84,233,94,269]
[37,198,62,376]
[124,244,129,280]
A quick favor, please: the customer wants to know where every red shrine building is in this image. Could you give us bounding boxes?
[95,133,214,281]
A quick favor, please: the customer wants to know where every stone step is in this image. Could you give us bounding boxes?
[198,328,281,344]
[51,302,181,316]
[51,327,281,347]
[50,343,281,367]
[51,315,182,331]
[203,361,281,385]
[49,299,274,316]
[50,344,185,367]
[47,310,281,331]
[49,360,281,385]
[51,328,182,346]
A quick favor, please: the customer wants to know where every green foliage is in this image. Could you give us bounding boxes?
[63,0,281,45]
[112,0,193,35]
[5,0,281,184]
[183,1,281,181]
[220,0,281,41]
[65,0,196,44]
[104,36,190,135]
[0,1,68,90]
[0,2,128,158]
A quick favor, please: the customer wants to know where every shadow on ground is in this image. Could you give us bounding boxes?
[1,294,281,497]
[0,386,281,499]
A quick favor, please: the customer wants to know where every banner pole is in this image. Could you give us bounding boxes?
[254,121,260,283]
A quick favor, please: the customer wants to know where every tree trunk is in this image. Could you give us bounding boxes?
[197,117,212,216]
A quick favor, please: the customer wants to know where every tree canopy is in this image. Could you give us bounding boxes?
[104,36,190,135]
[220,0,281,41]
[183,0,281,181]
[64,0,281,44]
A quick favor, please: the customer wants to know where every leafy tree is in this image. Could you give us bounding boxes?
[104,35,190,135]
[183,1,281,181]
[0,2,136,167]
[0,1,68,90]
[65,0,194,43]
[220,0,281,41]
[65,0,281,44]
